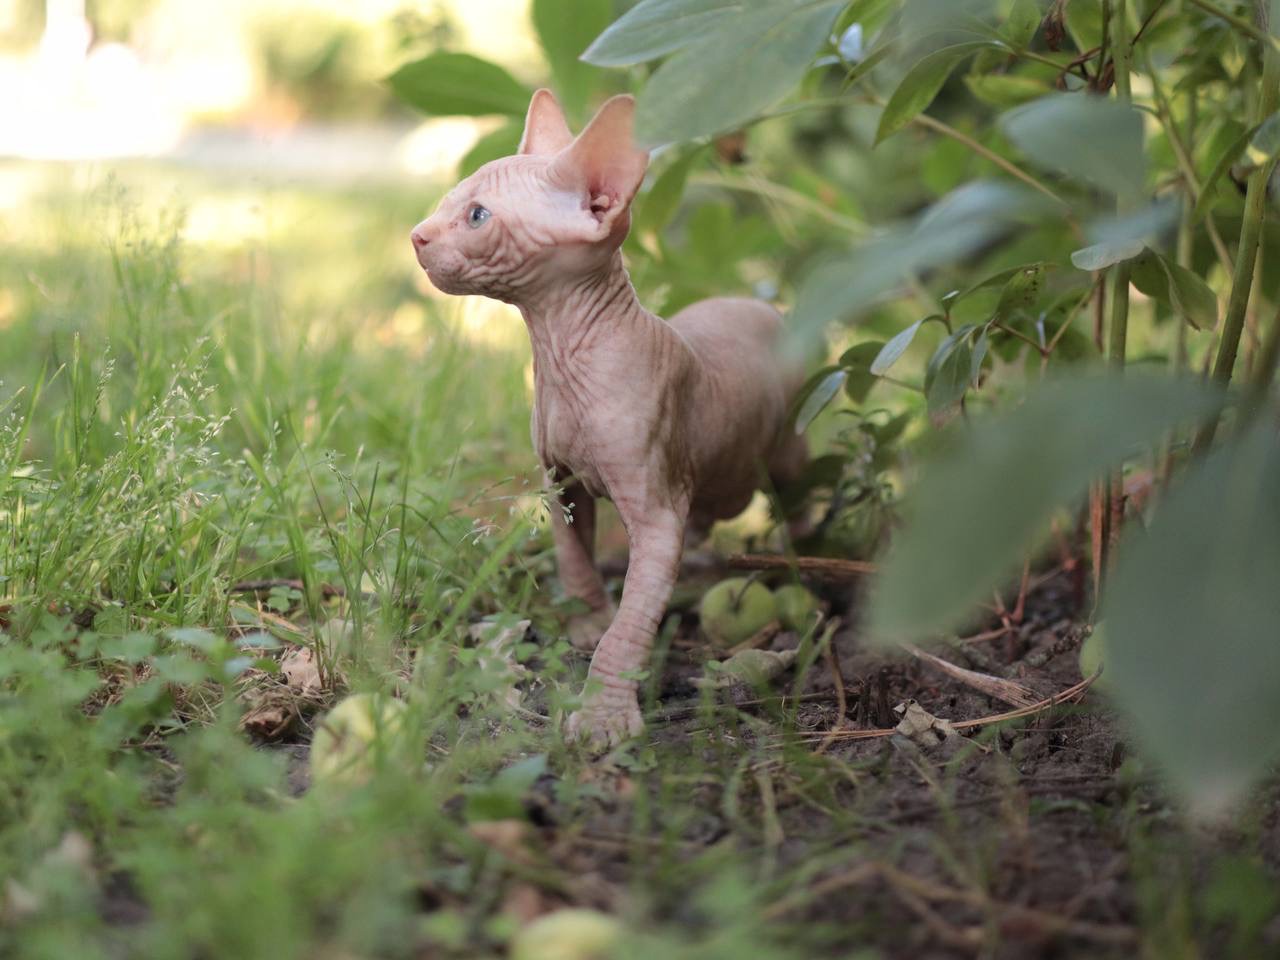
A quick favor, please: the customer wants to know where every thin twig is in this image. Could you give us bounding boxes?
[727,553,876,578]
[910,112,1076,220]
[815,627,850,755]
[906,644,1040,708]
[992,321,1050,356]
[797,675,1097,743]
[1186,0,1280,50]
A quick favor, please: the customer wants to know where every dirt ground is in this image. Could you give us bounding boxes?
[515,564,1280,959]
[240,564,1280,958]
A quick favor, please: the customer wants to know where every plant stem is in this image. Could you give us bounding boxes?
[688,172,866,235]
[992,321,1049,357]
[1161,81,1199,488]
[1186,0,1280,50]
[1143,50,1234,273]
[1106,0,1136,560]
[1248,302,1280,402]
[1194,0,1280,451]
[1174,89,1197,378]
[1108,0,1133,374]
[908,113,1075,218]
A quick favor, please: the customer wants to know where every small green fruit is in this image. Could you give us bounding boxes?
[1079,624,1108,688]
[774,584,821,632]
[510,909,622,960]
[699,578,777,646]
[309,693,414,787]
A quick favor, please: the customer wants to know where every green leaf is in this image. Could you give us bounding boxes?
[98,632,157,664]
[387,52,531,117]
[1163,257,1219,330]
[1001,94,1146,200]
[871,317,935,375]
[924,326,975,415]
[167,627,221,653]
[993,262,1048,321]
[492,753,548,792]
[634,1,847,145]
[1129,248,1217,330]
[1193,120,1263,222]
[532,0,613,118]
[151,653,210,686]
[840,341,886,403]
[458,121,524,178]
[867,375,1226,642]
[1084,199,1180,249]
[957,263,1030,299]
[583,0,770,67]
[636,147,705,236]
[840,36,899,90]
[1129,247,1169,298]
[1002,0,1045,47]
[1248,110,1280,162]
[793,368,848,433]
[222,656,255,680]
[1070,239,1144,271]
[464,754,548,823]
[876,41,999,144]
[963,72,1051,108]
[789,181,1045,349]
[1104,422,1280,816]
[970,329,990,383]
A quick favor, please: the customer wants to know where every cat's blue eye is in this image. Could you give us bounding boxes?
[467,204,491,229]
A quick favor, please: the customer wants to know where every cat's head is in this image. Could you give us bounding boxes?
[411,90,649,303]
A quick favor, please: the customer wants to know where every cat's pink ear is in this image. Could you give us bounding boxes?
[550,95,649,233]
[519,89,573,156]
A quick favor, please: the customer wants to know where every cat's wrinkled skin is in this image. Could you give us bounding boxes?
[412,90,806,747]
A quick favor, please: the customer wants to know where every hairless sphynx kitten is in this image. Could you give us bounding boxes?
[412,90,807,747]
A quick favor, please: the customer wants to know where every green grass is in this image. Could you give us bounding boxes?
[0,163,550,957]
[0,162,834,960]
[1,162,1277,960]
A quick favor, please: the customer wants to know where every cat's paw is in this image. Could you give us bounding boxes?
[566,606,615,653]
[566,688,643,749]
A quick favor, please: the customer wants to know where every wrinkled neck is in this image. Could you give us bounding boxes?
[516,252,652,368]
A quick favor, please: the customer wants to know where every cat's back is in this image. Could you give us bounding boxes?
[668,296,782,344]
[668,296,783,371]
[667,297,800,392]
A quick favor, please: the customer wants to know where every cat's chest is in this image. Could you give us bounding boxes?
[530,377,634,497]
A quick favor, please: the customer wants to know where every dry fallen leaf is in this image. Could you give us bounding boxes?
[695,648,798,689]
[469,618,531,710]
[239,697,296,740]
[894,699,958,747]
[502,882,554,926]
[467,819,538,866]
[907,645,1039,708]
[281,646,323,693]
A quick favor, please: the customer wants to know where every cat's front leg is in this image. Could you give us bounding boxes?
[567,498,686,748]
[548,479,614,652]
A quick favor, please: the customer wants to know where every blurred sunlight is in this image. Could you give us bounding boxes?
[0,0,538,173]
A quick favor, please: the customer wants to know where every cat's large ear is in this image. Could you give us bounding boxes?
[550,95,649,235]
[519,89,573,156]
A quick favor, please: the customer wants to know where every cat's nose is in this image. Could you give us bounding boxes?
[410,227,430,250]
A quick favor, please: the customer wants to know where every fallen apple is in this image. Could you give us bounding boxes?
[698,577,777,647]
[309,693,415,787]
[510,909,622,960]
[774,584,821,632]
